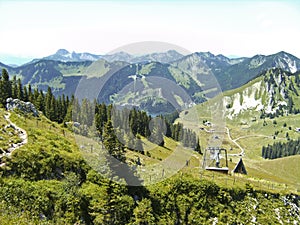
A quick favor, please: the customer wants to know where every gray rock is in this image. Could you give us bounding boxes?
[6,98,39,117]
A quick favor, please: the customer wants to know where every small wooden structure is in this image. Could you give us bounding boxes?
[232,158,247,175]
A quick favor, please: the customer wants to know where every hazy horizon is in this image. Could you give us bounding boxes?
[1,0,300,64]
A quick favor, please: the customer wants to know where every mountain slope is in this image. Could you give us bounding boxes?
[1,51,300,115]
[218,51,300,90]
[173,51,300,91]
[223,68,300,119]
[131,50,184,63]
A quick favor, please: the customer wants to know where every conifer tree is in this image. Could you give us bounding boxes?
[11,76,18,99]
[195,139,202,154]
[45,87,54,119]
[103,120,125,162]
[35,90,45,112]
[28,84,33,102]
[17,78,24,100]
[0,69,12,106]
[23,86,28,102]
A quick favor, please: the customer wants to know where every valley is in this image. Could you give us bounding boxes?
[0,49,300,224]
[3,0,300,223]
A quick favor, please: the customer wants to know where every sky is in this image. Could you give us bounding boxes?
[0,0,300,65]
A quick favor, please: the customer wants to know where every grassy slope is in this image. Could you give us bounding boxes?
[0,108,88,181]
[250,155,300,186]
[177,72,300,193]
[1,105,299,194]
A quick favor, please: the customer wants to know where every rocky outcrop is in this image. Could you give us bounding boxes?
[6,98,39,117]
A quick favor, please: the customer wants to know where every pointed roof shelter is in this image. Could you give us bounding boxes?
[232,158,247,175]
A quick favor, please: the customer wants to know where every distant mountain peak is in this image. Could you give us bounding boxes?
[195,51,214,57]
[110,51,132,56]
[276,50,290,55]
[165,49,182,54]
[55,49,70,55]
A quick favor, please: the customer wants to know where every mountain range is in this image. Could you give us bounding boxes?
[0,49,300,115]
[29,49,185,64]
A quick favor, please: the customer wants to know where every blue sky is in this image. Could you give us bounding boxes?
[0,0,300,64]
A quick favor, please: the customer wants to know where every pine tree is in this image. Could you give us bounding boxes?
[17,78,24,100]
[0,69,12,106]
[57,96,63,123]
[195,139,202,154]
[103,120,125,162]
[28,84,33,102]
[11,76,18,99]
[95,103,108,136]
[45,87,55,120]
[23,85,28,102]
[35,90,45,112]
[49,95,57,121]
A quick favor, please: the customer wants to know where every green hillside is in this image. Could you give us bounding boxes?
[0,105,300,224]
[178,69,300,192]
[0,66,300,223]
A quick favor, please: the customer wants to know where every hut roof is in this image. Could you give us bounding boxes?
[232,158,247,174]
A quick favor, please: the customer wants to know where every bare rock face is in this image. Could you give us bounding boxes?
[6,98,39,117]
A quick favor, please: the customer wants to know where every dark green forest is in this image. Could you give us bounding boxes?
[0,68,200,151]
[262,138,300,159]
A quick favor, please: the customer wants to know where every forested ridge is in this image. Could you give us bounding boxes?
[0,68,200,151]
[259,69,300,119]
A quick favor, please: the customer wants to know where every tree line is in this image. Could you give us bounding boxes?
[262,138,300,159]
[0,69,201,154]
[0,69,70,123]
[72,99,201,153]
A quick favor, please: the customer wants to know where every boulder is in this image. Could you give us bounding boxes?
[6,98,39,117]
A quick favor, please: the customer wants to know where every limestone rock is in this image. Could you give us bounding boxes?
[6,98,39,117]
